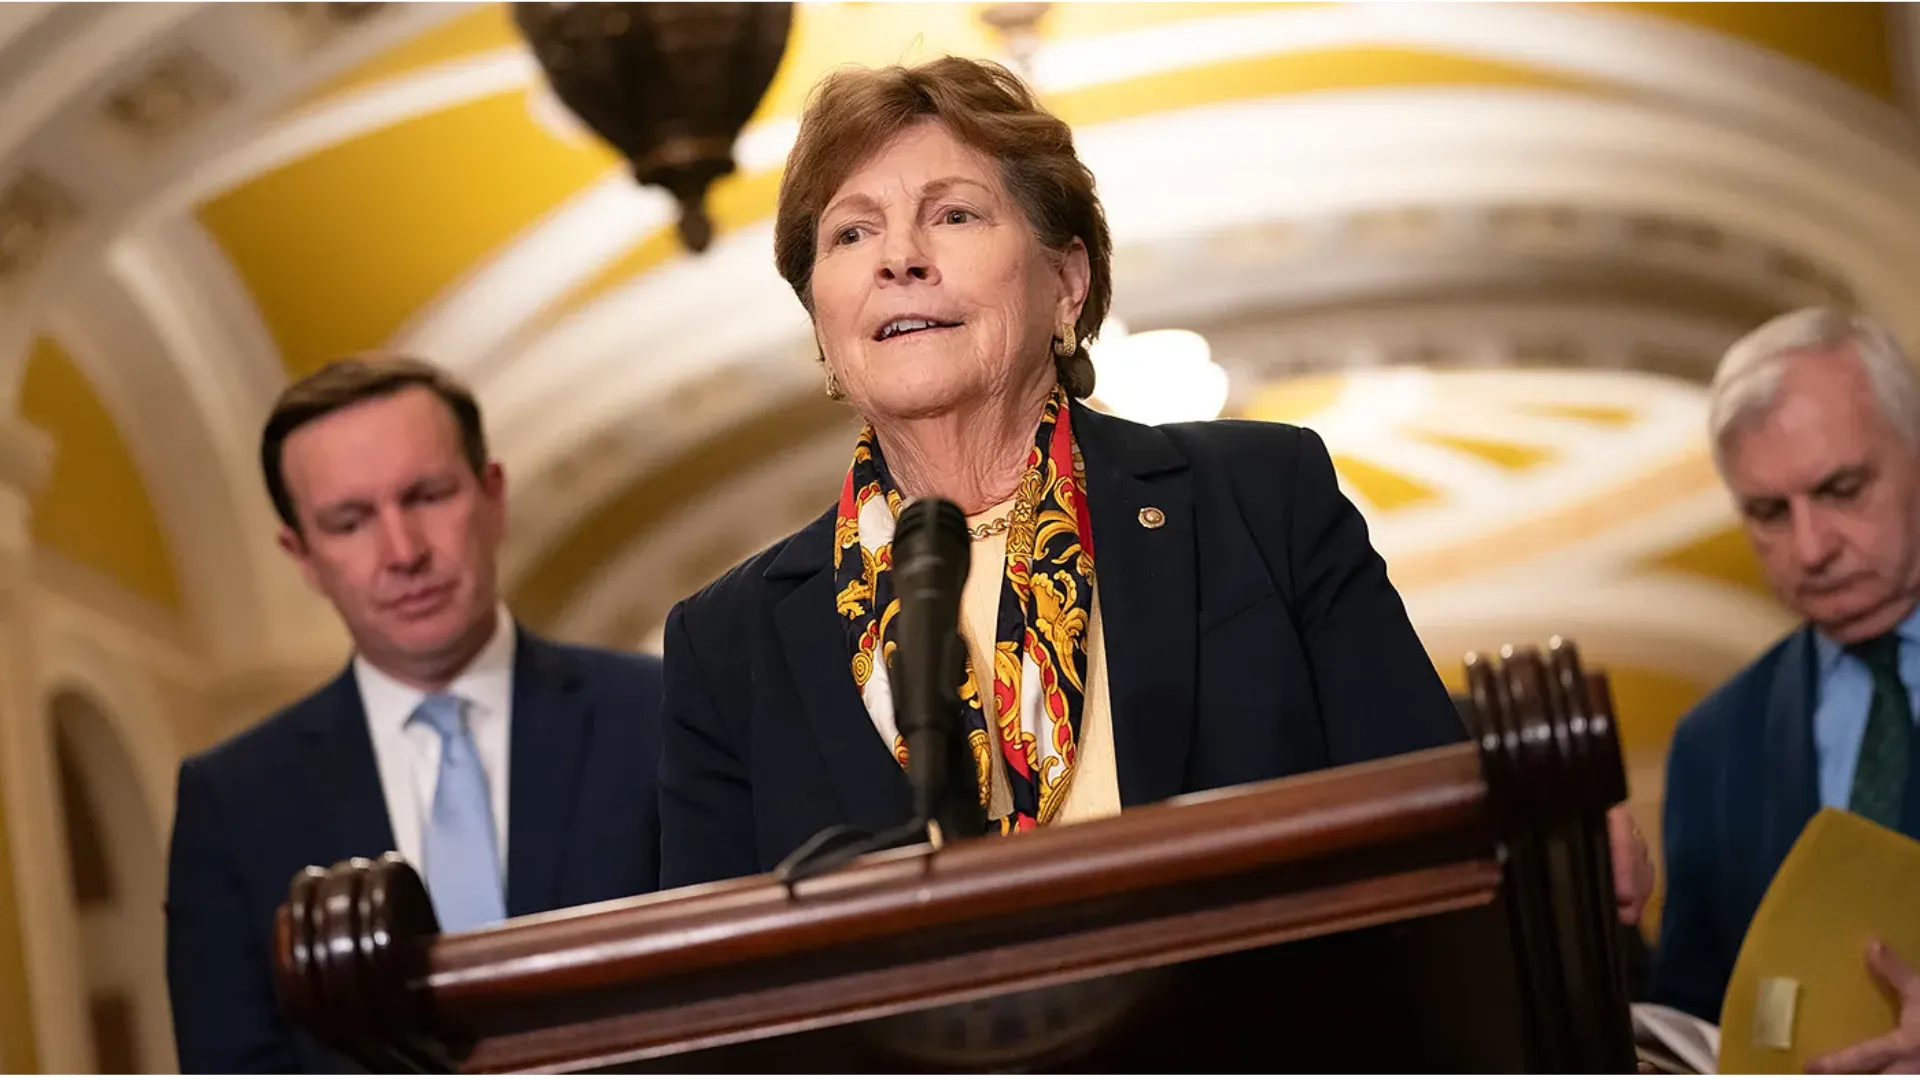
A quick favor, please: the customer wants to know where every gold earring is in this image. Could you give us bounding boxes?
[824,367,843,400]
[1053,321,1077,358]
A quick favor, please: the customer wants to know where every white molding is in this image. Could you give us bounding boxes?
[105,219,287,425]
[35,612,179,1073]
[0,2,472,383]
[1308,367,1713,558]
[0,4,60,60]
[0,410,50,500]
[0,552,90,1073]
[391,170,671,375]
[451,1,1920,435]
[1407,571,1797,688]
[33,597,184,846]
[155,35,525,216]
[0,0,1909,682]
[486,221,813,477]
[30,553,208,693]
[1887,2,1920,122]
[490,82,1920,508]
[551,429,853,646]
[47,243,338,675]
[163,2,1920,217]
[0,4,213,170]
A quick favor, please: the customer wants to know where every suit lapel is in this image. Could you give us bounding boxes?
[1902,725,1920,840]
[769,510,914,829]
[1071,404,1198,807]
[1759,628,1821,883]
[297,668,398,861]
[505,629,594,917]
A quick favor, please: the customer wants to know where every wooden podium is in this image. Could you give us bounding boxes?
[273,641,1638,1073]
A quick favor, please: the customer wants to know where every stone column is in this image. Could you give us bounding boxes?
[0,411,92,1073]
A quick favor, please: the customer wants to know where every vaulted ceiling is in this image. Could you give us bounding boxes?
[2,1,1915,680]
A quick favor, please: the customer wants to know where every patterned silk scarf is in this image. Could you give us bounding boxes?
[833,386,1097,833]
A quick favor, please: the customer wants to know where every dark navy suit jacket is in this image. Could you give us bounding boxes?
[164,628,664,1073]
[657,402,1468,888]
[1651,626,1920,1022]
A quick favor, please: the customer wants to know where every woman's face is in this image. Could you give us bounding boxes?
[809,119,1089,422]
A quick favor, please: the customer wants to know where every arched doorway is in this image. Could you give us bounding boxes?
[48,690,172,1073]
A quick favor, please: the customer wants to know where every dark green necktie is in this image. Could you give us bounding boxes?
[1847,634,1912,829]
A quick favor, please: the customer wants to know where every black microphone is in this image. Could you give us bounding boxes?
[888,497,987,842]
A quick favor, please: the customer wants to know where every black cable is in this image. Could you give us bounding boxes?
[774,818,930,890]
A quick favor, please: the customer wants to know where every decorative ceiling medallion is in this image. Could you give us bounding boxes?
[0,170,79,287]
[102,48,235,146]
[275,2,386,51]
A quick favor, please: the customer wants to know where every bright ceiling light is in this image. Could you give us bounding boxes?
[1088,323,1230,425]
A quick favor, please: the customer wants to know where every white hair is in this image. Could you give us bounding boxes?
[1707,307,1920,476]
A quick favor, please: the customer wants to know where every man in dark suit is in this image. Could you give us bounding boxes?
[1652,308,1920,1072]
[165,355,664,1073]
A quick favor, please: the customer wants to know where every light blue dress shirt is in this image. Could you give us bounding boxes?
[1811,605,1920,809]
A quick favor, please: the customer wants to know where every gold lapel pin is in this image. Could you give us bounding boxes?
[1137,506,1165,529]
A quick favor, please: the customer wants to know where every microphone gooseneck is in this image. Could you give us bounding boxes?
[889,497,986,842]
[775,495,986,888]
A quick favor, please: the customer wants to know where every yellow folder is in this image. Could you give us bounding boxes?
[1719,808,1920,1073]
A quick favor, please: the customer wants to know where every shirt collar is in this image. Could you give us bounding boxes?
[1812,602,1920,678]
[353,603,518,731]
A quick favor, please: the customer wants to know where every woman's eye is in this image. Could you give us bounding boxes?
[942,208,974,225]
[833,226,861,246]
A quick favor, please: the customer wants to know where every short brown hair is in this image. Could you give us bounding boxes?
[260,354,487,531]
[773,56,1113,397]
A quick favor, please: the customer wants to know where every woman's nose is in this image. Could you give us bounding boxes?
[877,231,937,285]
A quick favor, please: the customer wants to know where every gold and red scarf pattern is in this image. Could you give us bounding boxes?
[832,386,1097,833]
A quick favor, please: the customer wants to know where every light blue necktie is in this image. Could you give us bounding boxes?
[410,694,507,932]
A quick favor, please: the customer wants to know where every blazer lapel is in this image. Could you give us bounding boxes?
[768,510,914,830]
[505,629,594,917]
[297,668,398,861]
[1759,628,1821,881]
[1071,403,1198,807]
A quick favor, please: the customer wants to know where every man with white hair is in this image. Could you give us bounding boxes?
[1653,307,1920,1070]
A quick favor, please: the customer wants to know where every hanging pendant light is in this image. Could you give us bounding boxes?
[512,2,794,253]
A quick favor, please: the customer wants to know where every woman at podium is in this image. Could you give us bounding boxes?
[655,56,1489,886]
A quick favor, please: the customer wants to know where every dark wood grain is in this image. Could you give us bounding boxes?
[274,642,1635,1073]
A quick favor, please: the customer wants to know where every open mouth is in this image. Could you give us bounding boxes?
[874,317,962,342]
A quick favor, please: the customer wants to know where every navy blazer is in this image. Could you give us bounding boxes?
[658,402,1467,889]
[1650,626,1920,1022]
[164,628,664,1073]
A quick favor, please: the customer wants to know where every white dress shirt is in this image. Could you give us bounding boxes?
[353,605,516,883]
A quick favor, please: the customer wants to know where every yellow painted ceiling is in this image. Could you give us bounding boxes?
[1408,429,1555,472]
[553,45,1587,321]
[19,1,1870,631]
[18,339,182,612]
[1329,453,1441,512]
[203,1,1893,388]
[199,91,618,376]
[212,28,1599,380]
[301,3,526,107]
[514,365,1783,631]
[1643,520,1774,599]
[1613,2,1897,102]
[509,392,849,626]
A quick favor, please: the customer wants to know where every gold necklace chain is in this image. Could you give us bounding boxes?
[969,502,1029,540]
[968,515,1012,541]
